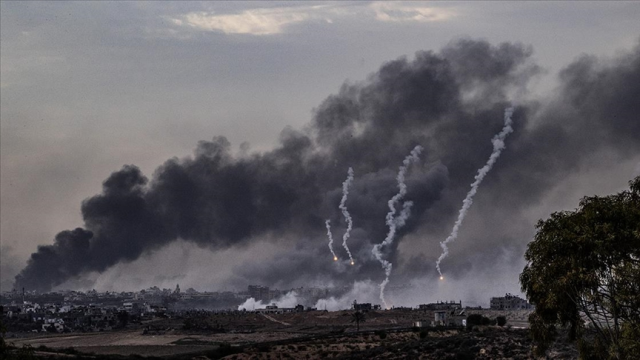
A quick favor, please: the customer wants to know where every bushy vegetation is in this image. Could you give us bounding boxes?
[521,176,640,359]
[374,330,387,339]
[466,314,495,329]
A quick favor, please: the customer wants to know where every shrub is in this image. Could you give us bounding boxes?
[466,314,492,329]
[374,330,387,339]
[496,316,507,326]
[256,344,271,352]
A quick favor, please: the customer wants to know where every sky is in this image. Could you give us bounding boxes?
[1,1,639,307]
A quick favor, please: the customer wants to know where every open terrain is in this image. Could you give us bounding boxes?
[6,309,578,359]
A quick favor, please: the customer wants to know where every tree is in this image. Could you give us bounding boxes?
[0,317,36,360]
[351,311,366,332]
[466,314,493,330]
[0,317,9,359]
[117,310,129,328]
[520,176,640,359]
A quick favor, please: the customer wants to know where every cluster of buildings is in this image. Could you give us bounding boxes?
[0,284,336,333]
[1,286,533,333]
[418,300,463,311]
[1,299,168,333]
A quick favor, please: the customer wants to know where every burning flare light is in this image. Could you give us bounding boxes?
[436,107,515,278]
[372,145,423,309]
[325,220,338,261]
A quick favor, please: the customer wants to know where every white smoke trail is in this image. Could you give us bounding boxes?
[340,167,355,265]
[436,107,515,278]
[372,145,423,308]
[325,220,338,261]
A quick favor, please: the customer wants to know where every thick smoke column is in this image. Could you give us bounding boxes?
[372,145,423,308]
[339,167,355,265]
[325,220,338,261]
[17,38,638,293]
[436,107,515,278]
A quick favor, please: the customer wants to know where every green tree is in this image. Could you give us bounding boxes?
[520,176,640,359]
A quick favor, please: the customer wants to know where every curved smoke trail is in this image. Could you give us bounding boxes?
[325,220,338,261]
[340,167,355,265]
[436,107,515,278]
[372,145,423,308]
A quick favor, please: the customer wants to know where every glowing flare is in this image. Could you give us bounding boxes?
[325,220,338,261]
[436,107,514,277]
[440,276,444,281]
[350,261,354,265]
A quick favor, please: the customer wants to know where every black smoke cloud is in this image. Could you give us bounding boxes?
[15,38,640,292]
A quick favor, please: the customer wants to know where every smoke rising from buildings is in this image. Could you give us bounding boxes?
[238,291,301,311]
[13,38,640,296]
[339,167,355,265]
[372,145,423,308]
[435,107,514,278]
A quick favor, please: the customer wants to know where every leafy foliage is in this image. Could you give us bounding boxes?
[466,314,495,330]
[520,176,640,359]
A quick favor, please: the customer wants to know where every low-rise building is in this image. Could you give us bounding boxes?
[490,293,532,310]
[354,302,372,311]
[433,309,467,327]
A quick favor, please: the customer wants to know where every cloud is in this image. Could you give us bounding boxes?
[174,6,321,36]
[170,3,457,36]
[370,2,457,23]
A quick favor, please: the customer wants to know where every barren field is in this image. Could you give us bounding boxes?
[7,309,564,359]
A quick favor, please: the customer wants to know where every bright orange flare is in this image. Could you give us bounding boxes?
[350,261,355,265]
[333,256,338,261]
[439,276,444,280]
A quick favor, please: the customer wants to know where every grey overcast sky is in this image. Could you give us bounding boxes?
[2,1,639,306]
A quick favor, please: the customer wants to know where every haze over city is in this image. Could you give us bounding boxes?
[2,1,639,310]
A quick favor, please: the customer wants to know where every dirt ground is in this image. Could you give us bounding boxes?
[12,330,305,357]
[9,309,539,358]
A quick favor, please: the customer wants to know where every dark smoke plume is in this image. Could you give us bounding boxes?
[15,38,640,292]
